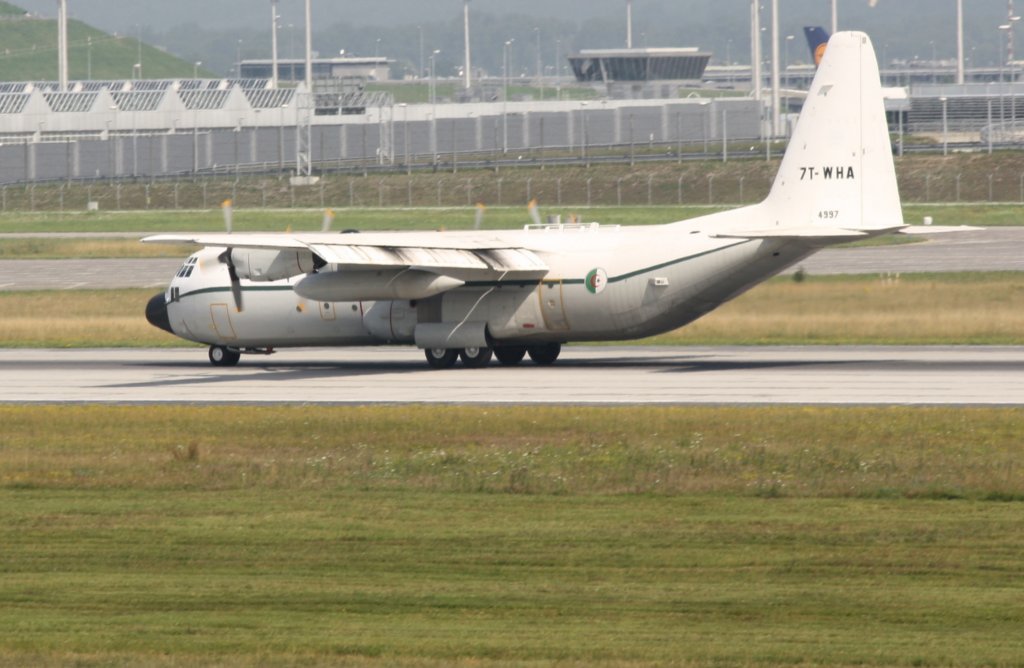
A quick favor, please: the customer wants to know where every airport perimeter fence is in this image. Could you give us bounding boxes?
[5,167,1024,213]
[0,171,780,212]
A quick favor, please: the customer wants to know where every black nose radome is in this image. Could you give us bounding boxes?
[145,293,173,334]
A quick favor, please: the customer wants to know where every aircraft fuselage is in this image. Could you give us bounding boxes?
[148,216,814,355]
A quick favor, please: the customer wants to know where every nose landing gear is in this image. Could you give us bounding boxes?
[208,345,241,367]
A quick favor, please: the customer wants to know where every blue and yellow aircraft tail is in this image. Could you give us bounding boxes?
[804,26,830,67]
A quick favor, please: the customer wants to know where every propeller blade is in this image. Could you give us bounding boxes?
[221,199,233,234]
[217,248,244,312]
[228,267,243,312]
[474,202,486,230]
[527,198,542,226]
[322,208,335,232]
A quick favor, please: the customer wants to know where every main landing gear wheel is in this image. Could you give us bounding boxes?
[527,343,561,366]
[424,348,460,369]
[493,345,527,366]
[459,346,493,368]
[208,345,241,367]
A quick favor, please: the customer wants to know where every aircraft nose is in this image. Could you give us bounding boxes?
[145,293,173,334]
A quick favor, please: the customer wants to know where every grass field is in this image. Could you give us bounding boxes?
[2,273,1022,348]
[2,404,1024,666]
[0,203,1016,237]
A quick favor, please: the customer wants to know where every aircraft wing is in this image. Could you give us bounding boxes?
[142,232,550,279]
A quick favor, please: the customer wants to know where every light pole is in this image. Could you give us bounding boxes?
[700,100,710,155]
[1001,24,1012,83]
[270,0,279,89]
[106,104,120,176]
[956,0,964,85]
[429,49,440,105]
[463,1,472,89]
[535,27,543,100]
[430,50,440,164]
[770,0,780,139]
[193,60,201,79]
[940,96,949,156]
[930,40,937,83]
[580,101,588,166]
[399,103,409,174]
[750,0,761,103]
[555,38,562,100]
[236,39,243,78]
[626,0,633,48]
[375,38,381,60]
[503,39,513,154]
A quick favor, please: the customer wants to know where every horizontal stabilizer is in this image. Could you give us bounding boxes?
[896,225,981,235]
[711,226,872,240]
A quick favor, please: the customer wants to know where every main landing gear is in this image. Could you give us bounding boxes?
[423,343,561,369]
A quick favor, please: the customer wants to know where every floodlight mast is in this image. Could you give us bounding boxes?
[271,0,279,89]
[57,0,68,90]
[626,0,633,49]
[463,0,472,89]
[770,0,780,137]
[304,0,312,91]
[956,0,964,84]
[750,0,761,102]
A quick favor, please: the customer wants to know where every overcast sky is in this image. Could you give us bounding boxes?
[11,1,1014,36]
[8,1,1019,75]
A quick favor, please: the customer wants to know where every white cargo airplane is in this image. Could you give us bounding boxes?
[144,32,938,368]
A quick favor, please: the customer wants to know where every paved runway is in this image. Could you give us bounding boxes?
[1,227,1022,290]
[2,346,1022,405]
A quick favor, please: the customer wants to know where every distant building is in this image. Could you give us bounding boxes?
[240,57,391,83]
[568,48,711,84]
[567,47,712,99]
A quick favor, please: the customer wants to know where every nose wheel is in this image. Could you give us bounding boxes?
[208,345,241,367]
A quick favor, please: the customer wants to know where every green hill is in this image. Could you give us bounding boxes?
[0,2,213,81]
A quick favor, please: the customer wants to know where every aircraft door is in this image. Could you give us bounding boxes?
[537,280,570,331]
[209,303,238,340]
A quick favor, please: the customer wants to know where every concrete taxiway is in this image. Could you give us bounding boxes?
[0,227,1022,290]
[1,346,1022,405]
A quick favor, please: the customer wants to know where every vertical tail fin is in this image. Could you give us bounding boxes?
[803,26,831,66]
[764,32,902,234]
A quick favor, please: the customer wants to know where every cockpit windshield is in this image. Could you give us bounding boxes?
[175,256,198,279]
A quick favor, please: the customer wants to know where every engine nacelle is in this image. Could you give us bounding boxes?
[230,249,318,282]
[294,269,464,302]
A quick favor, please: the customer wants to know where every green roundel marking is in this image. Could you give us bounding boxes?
[585,268,608,295]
